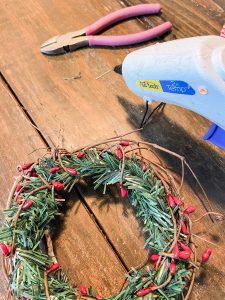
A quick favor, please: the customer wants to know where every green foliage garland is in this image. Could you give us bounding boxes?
[0,139,209,300]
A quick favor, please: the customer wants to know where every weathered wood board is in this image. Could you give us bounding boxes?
[0,79,127,298]
[0,0,225,299]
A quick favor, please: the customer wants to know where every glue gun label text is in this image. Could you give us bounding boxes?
[136,80,195,95]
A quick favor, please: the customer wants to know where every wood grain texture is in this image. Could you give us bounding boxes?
[0,78,46,299]
[0,79,126,298]
[0,0,150,277]
[54,191,126,296]
[78,182,148,268]
[0,0,225,299]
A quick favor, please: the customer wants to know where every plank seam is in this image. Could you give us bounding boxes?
[0,71,51,148]
[0,71,129,271]
[76,186,130,272]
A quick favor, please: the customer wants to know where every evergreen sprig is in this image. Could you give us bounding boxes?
[0,144,198,300]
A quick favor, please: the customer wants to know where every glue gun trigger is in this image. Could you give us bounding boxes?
[204,123,225,149]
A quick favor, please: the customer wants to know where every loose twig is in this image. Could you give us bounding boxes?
[44,271,51,300]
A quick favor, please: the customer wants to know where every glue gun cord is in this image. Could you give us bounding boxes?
[139,101,149,128]
[140,102,166,129]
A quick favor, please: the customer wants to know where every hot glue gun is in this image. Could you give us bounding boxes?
[122,35,225,149]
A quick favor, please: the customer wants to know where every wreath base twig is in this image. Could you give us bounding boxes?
[0,135,219,300]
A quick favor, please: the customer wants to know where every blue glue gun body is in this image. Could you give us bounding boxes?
[122,36,225,149]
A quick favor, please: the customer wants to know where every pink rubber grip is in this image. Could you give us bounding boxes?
[88,22,172,47]
[85,4,161,35]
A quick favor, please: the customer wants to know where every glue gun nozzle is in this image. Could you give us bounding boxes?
[114,64,122,75]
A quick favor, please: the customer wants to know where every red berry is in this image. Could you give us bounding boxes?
[30,170,38,177]
[117,148,123,160]
[201,248,212,262]
[7,244,12,255]
[66,168,78,175]
[22,200,34,210]
[0,243,9,256]
[15,185,24,193]
[77,152,85,159]
[150,254,159,262]
[119,141,129,146]
[16,196,23,205]
[47,262,60,273]
[49,167,61,173]
[173,243,180,258]
[184,206,196,214]
[169,260,176,274]
[52,181,64,191]
[21,163,33,170]
[178,251,191,260]
[178,241,191,254]
[181,220,188,235]
[79,285,87,295]
[26,171,32,177]
[136,287,153,297]
[206,248,212,255]
[167,194,175,208]
[142,162,147,171]
[173,196,183,206]
[120,186,127,198]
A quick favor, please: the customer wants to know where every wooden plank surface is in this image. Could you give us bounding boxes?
[0,0,225,299]
[0,78,126,298]
[78,183,148,268]
[0,78,46,299]
[0,0,151,277]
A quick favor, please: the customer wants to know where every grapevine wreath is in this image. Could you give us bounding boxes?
[0,135,218,300]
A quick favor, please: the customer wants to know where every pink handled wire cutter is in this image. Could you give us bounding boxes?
[40,3,172,55]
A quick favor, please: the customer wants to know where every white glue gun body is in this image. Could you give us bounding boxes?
[122,36,225,149]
